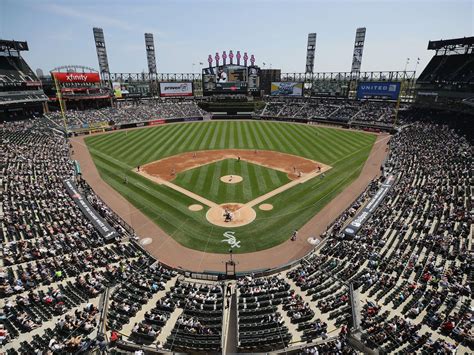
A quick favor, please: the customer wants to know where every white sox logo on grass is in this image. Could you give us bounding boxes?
[222,231,240,248]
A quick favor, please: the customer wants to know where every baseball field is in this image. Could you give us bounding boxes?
[84,120,376,253]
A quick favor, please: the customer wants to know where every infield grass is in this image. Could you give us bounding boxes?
[85,121,376,254]
[172,159,291,204]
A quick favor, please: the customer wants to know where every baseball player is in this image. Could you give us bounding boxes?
[291,230,298,241]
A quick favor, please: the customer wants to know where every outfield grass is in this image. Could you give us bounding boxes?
[172,158,291,204]
[85,121,376,254]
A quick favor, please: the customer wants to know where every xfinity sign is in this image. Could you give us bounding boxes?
[356,81,401,100]
[66,74,88,82]
[52,72,101,83]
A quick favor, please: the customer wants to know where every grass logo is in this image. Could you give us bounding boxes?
[222,231,240,248]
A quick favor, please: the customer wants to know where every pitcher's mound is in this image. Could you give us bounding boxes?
[206,203,256,227]
[259,204,273,211]
[220,175,243,184]
[188,204,203,211]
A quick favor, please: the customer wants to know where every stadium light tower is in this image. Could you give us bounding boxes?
[144,33,157,75]
[305,33,317,74]
[92,27,110,80]
[351,27,366,74]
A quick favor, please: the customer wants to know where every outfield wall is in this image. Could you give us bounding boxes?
[69,116,203,136]
[67,113,395,137]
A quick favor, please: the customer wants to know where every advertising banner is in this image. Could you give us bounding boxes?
[63,179,119,240]
[53,72,101,83]
[148,119,166,126]
[159,82,193,97]
[270,82,303,96]
[112,82,122,98]
[344,175,395,237]
[356,82,401,100]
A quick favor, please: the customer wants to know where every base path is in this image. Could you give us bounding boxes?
[70,128,390,273]
[137,170,219,208]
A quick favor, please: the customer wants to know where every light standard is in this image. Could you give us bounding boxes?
[403,58,410,73]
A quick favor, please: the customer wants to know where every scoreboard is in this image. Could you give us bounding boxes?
[202,64,260,95]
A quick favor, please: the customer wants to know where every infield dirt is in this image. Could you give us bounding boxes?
[140,149,329,181]
[136,149,331,227]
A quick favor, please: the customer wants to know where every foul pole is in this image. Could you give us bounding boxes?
[52,72,68,133]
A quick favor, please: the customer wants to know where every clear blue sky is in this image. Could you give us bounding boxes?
[1,0,472,74]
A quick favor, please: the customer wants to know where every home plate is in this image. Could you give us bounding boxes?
[307,237,320,245]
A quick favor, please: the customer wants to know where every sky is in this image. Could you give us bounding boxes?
[1,0,473,75]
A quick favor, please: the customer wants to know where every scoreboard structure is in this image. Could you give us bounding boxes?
[202,52,260,96]
[202,65,260,95]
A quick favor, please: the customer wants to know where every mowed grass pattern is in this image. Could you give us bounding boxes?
[85,121,376,254]
[172,159,291,204]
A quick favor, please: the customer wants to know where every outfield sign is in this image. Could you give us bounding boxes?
[53,72,101,83]
[356,81,401,100]
[344,175,395,237]
[271,82,303,96]
[148,119,166,126]
[63,179,119,241]
[112,82,122,98]
[159,82,193,97]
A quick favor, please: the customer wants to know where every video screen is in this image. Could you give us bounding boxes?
[270,82,303,96]
[202,65,250,95]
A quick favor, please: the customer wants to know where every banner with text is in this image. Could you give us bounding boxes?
[356,81,401,100]
[63,179,119,241]
[53,72,101,83]
[344,175,395,237]
[159,82,193,97]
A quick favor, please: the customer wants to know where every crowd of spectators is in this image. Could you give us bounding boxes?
[260,97,398,125]
[1,114,471,354]
[288,123,472,353]
[48,100,205,128]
